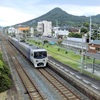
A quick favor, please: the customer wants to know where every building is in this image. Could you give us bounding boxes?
[8,27,16,34]
[88,40,100,53]
[62,38,87,53]
[53,27,69,38]
[17,27,31,37]
[30,27,34,37]
[83,40,100,73]
[18,27,30,32]
[69,27,80,33]
[37,20,52,36]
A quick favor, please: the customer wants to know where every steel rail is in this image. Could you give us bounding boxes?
[38,68,81,100]
[2,36,45,100]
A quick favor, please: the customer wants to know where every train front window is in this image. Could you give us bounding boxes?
[34,51,47,59]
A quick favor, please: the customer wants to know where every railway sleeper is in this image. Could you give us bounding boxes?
[28,88,37,92]
[60,87,67,90]
[31,92,42,97]
[65,93,73,97]
[63,91,70,94]
[68,95,77,99]
[56,85,63,88]
[29,90,38,93]
[32,97,43,100]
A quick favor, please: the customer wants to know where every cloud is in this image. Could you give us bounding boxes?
[0,6,34,26]
[62,5,100,16]
[37,0,100,6]
[41,4,100,16]
[1,0,100,26]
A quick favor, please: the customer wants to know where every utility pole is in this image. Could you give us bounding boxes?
[89,16,92,43]
[81,34,84,73]
[56,20,58,38]
[42,23,44,48]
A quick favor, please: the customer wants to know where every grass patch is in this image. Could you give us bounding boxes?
[27,39,100,79]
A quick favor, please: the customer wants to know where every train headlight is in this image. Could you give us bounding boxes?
[36,60,38,62]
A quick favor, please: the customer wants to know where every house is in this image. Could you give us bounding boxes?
[17,27,30,37]
[8,27,16,34]
[83,40,100,73]
[88,40,100,53]
[53,27,69,38]
[18,27,30,32]
[69,27,80,33]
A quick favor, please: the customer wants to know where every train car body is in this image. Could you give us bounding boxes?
[8,37,47,67]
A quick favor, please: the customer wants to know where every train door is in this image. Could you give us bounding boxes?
[30,49,34,63]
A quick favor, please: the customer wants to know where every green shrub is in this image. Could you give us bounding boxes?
[0,52,12,93]
[35,42,37,44]
[47,45,49,47]
[0,60,4,68]
[38,42,41,45]
[65,51,68,54]
[58,48,60,51]
[2,64,10,76]
[0,75,12,92]
[44,40,49,44]
[0,52,3,61]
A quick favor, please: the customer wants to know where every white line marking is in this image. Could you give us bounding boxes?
[91,84,99,90]
[75,75,81,79]
[83,80,90,84]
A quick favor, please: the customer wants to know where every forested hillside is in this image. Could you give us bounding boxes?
[15,7,100,27]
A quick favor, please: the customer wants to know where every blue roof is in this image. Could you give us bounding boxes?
[49,42,55,45]
[90,40,100,45]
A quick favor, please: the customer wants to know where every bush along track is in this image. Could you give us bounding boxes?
[0,52,12,93]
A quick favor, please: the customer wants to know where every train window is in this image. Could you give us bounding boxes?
[31,53,33,56]
[34,51,47,59]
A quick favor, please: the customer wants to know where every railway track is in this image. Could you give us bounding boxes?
[38,68,81,100]
[1,35,89,100]
[6,36,82,100]
[2,36,45,100]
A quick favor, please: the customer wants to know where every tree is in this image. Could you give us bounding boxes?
[83,22,89,28]
[44,40,49,44]
[92,30,98,40]
[81,27,88,33]
[57,39,63,46]
[68,32,82,38]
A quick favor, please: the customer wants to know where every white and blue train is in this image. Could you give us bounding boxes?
[8,37,48,68]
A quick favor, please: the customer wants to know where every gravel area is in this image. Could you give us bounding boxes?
[45,68,90,100]
[17,56,63,100]
[1,42,29,100]
[2,38,99,100]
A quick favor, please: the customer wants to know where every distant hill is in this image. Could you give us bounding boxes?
[0,26,2,30]
[15,7,100,27]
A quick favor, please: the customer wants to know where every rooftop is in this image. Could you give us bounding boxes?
[90,40,100,45]
[84,52,100,60]
[18,27,30,31]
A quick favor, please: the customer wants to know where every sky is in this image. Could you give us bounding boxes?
[0,0,100,26]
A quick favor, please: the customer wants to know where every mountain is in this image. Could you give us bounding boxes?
[0,26,2,29]
[15,7,100,27]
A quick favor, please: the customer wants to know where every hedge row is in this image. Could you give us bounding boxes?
[0,52,12,92]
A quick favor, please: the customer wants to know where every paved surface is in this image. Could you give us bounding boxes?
[48,56,100,89]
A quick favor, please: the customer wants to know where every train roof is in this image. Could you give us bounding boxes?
[11,37,47,52]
